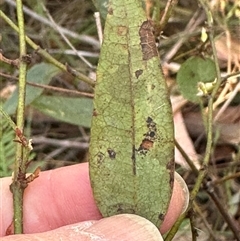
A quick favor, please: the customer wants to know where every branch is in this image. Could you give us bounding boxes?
[10,0,28,234]
[0,10,96,87]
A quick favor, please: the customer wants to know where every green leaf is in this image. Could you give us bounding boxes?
[0,120,15,177]
[0,116,36,177]
[32,95,93,128]
[177,56,217,103]
[3,63,61,114]
[92,0,145,19]
[89,0,174,227]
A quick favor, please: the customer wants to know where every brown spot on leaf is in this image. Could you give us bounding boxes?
[158,213,165,221]
[112,203,136,214]
[96,152,105,165]
[117,26,128,36]
[170,173,174,189]
[140,139,154,150]
[135,69,143,78]
[139,20,158,60]
[108,7,113,15]
[132,145,136,175]
[146,116,153,123]
[137,117,157,155]
[107,148,116,159]
[22,54,32,64]
[93,109,98,116]
[166,158,175,189]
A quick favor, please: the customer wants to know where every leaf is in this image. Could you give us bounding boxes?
[0,117,36,177]
[89,0,174,227]
[32,95,93,128]
[177,56,217,103]
[0,120,15,177]
[3,63,61,114]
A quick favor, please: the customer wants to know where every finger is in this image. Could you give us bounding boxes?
[1,163,101,235]
[160,172,189,233]
[1,214,163,241]
[0,163,188,236]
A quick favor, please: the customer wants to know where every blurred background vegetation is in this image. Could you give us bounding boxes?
[0,0,239,240]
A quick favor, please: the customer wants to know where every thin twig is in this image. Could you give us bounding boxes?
[159,0,178,30]
[189,208,198,241]
[0,10,96,87]
[160,28,202,49]
[0,72,94,98]
[44,147,68,161]
[212,69,240,111]
[32,136,89,149]
[4,0,100,49]
[48,49,99,58]
[163,9,206,63]
[221,71,240,82]
[94,12,103,45]
[212,172,240,185]
[41,3,93,69]
[206,185,240,240]
[174,139,199,174]
[0,51,19,67]
[27,82,94,98]
[214,81,240,121]
[165,168,208,241]
[193,201,219,241]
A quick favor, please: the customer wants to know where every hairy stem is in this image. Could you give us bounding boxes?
[0,10,95,87]
[11,0,28,234]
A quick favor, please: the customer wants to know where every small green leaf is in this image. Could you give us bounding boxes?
[177,56,217,103]
[3,63,61,114]
[32,95,93,128]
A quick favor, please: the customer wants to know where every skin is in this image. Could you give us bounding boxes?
[0,162,189,240]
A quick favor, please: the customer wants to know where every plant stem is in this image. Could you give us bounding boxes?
[159,0,178,30]
[198,0,222,97]
[11,0,28,234]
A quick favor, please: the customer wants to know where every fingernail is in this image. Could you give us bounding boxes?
[95,214,164,241]
[175,172,189,214]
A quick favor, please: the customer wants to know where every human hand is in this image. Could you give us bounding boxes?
[0,162,189,240]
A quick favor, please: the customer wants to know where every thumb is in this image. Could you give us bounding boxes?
[2,214,163,241]
[92,214,163,241]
